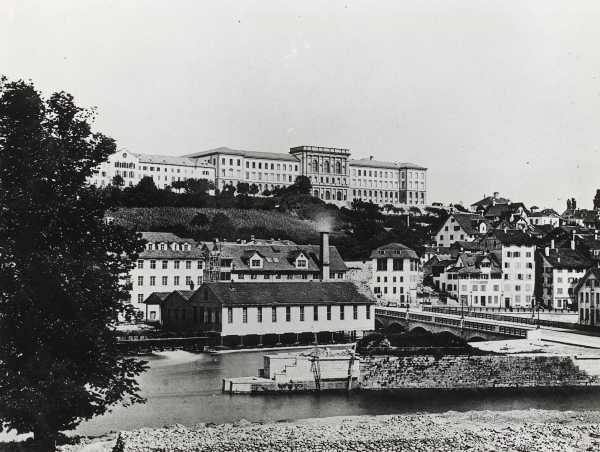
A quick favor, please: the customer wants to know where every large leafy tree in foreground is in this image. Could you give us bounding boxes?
[0,78,147,450]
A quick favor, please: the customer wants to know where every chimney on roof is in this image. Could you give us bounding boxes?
[369,155,373,161]
[320,231,330,281]
[493,192,499,199]
[544,246,549,257]
[571,239,576,250]
[250,234,255,243]
[550,239,555,249]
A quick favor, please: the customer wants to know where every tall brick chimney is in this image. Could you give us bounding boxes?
[320,231,330,281]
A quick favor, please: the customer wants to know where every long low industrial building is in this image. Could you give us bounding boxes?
[144,281,376,346]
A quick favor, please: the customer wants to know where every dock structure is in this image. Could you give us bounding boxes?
[222,348,360,394]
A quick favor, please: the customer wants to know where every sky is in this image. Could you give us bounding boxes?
[1,0,600,210]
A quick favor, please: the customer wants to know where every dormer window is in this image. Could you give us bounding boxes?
[147,243,154,250]
[160,243,166,250]
[297,259,307,268]
[251,259,262,268]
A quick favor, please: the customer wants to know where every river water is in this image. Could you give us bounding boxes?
[73,345,600,437]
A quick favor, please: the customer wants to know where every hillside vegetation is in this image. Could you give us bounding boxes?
[110,207,331,244]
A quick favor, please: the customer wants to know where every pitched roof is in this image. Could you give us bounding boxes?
[369,243,418,259]
[349,158,400,170]
[448,252,502,274]
[541,248,592,270]
[200,281,375,306]
[203,242,348,273]
[486,229,537,246]
[483,203,527,219]
[137,154,212,167]
[140,232,196,243]
[451,213,489,236]
[529,209,560,218]
[573,267,600,294]
[471,195,510,209]
[398,162,427,170]
[183,147,299,162]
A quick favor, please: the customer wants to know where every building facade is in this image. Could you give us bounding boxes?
[369,243,421,305]
[575,268,600,326]
[88,150,215,189]
[147,281,376,343]
[434,213,489,247]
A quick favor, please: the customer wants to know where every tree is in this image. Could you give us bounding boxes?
[567,198,572,210]
[293,175,311,195]
[572,197,577,210]
[190,212,209,228]
[209,213,235,239]
[236,182,249,195]
[249,183,259,196]
[594,190,600,211]
[0,78,147,450]
[111,174,124,188]
[171,180,186,192]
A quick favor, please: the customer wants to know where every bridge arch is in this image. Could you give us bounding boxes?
[385,322,406,334]
[374,319,384,330]
[467,335,486,342]
[408,326,430,335]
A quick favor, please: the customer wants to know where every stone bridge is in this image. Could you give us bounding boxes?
[375,307,532,342]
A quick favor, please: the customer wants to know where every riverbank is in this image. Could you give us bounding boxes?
[111,409,600,452]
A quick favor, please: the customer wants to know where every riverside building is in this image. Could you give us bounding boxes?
[145,281,376,346]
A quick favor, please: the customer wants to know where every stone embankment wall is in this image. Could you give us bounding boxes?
[360,355,599,389]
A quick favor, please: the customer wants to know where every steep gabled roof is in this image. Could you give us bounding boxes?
[448,252,502,274]
[486,229,537,246]
[452,213,489,236]
[573,267,600,294]
[201,281,375,306]
[471,195,510,209]
[540,248,593,270]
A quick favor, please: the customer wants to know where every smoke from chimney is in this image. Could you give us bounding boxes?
[320,231,330,281]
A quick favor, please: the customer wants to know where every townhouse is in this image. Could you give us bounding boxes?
[574,267,600,326]
[433,213,490,247]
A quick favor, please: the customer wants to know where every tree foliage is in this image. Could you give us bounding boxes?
[594,190,600,211]
[0,78,147,449]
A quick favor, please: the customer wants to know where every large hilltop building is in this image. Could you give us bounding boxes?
[90,145,427,208]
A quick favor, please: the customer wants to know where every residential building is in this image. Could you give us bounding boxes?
[440,252,504,309]
[480,229,537,309]
[433,213,490,247]
[369,243,421,305]
[146,281,375,344]
[529,209,561,227]
[88,150,215,189]
[470,192,510,213]
[536,241,592,310]
[574,267,600,326]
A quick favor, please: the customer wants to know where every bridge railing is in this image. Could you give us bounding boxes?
[421,306,578,330]
[375,307,528,338]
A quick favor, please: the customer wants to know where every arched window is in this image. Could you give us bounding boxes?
[325,190,331,200]
[313,189,319,198]
[336,161,342,174]
[337,191,343,201]
[312,160,319,173]
[324,161,330,173]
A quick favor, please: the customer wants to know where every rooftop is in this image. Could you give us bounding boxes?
[370,243,419,259]
[183,147,299,162]
[137,154,212,167]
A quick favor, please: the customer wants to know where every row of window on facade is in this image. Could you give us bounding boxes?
[226,304,370,324]
[217,157,298,173]
[352,168,425,180]
[313,190,346,201]
[137,259,202,269]
[376,259,417,271]
[309,160,345,175]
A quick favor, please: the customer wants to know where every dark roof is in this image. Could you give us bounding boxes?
[423,246,451,254]
[451,213,489,236]
[573,267,600,294]
[183,147,299,162]
[370,243,418,259]
[137,154,212,167]
[540,248,592,270]
[143,291,194,305]
[200,281,375,306]
[450,241,484,252]
[471,195,510,209]
[205,242,347,273]
[485,229,537,246]
[141,232,196,244]
[448,252,502,274]
[529,209,560,218]
[483,203,527,219]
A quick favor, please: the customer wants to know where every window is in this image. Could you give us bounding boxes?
[327,305,332,320]
[137,260,144,269]
[185,276,191,286]
[296,259,307,268]
[366,305,371,319]
[286,306,291,322]
[137,276,143,286]
[377,259,387,271]
[174,276,180,286]
[150,276,156,286]
[242,307,248,323]
[272,307,277,322]
[186,260,192,269]
[174,260,180,269]
[353,305,358,320]
[393,259,403,271]
[251,259,261,268]
[300,306,305,321]
[197,261,203,269]
[313,306,319,321]
[150,260,156,269]
[162,276,168,285]
[162,260,168,269]
[257,307,262,323]
[340,305,345,320]
[228,308,233,323]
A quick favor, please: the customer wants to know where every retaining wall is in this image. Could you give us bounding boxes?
[360,355,599,389]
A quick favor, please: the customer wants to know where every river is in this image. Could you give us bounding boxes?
[73,343,600,437]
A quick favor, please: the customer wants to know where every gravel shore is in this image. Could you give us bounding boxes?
[113,409,600,452]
